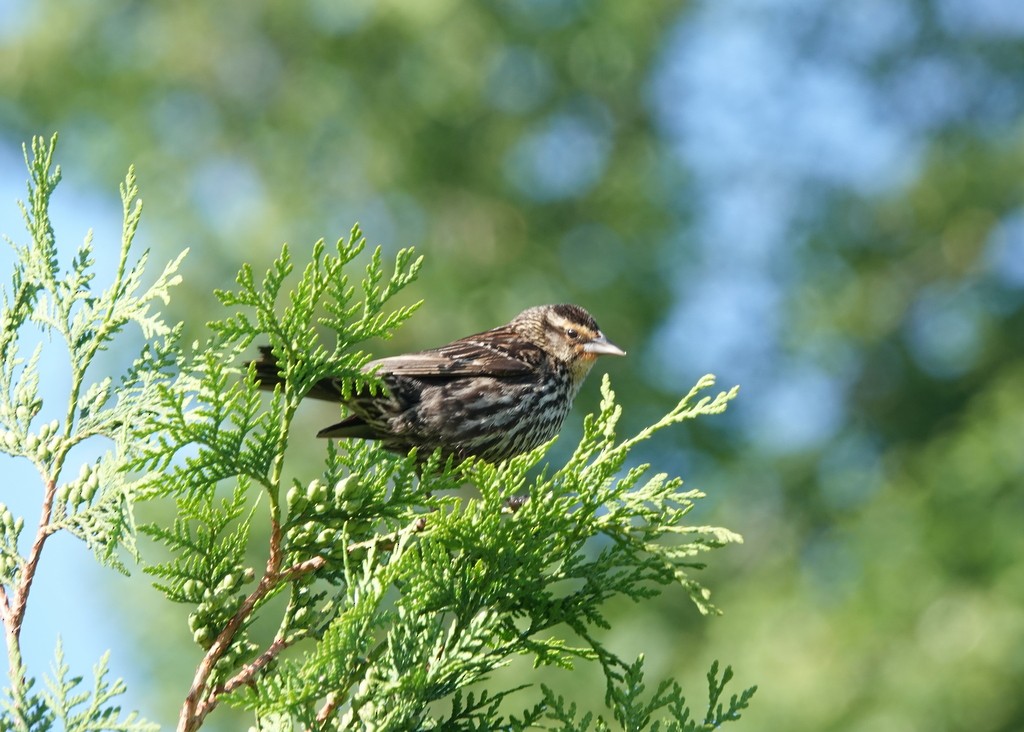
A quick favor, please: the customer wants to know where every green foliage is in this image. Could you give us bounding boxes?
[42,641,157,732]
[533,658,756,731]
[2,139,753,730]
[129,221,752,729]
[144,485,257,651]
[136,231,423,503]
[1,135,173,730]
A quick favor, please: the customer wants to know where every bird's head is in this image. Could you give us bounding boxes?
[513,304,625,379]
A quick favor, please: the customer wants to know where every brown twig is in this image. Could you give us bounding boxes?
[179,509,428,731]
[211,556,327,704]
[8,478,57,638]
[280,555,328,581]
[345,516,428,554]
[177,543,327,732]
[314,691,341,729]
[2,477,57,724]
[217,635,293,697]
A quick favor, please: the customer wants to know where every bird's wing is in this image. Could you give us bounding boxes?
[365,327,540,378]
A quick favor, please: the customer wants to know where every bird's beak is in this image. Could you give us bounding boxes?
[583,334,626,357]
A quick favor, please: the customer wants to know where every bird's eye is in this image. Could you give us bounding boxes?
[566,328,579,340]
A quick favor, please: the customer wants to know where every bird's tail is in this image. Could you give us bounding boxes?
[247,346,345,402]
[316,416,377,439]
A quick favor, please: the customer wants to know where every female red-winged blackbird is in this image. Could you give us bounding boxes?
[252,304,625,463]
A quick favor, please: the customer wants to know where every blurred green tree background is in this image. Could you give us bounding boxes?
[2,0,1022,730]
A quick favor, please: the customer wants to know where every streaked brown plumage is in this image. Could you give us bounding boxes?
[251,304,625,462]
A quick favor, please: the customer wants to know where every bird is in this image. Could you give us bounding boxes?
[250,304,625,464]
